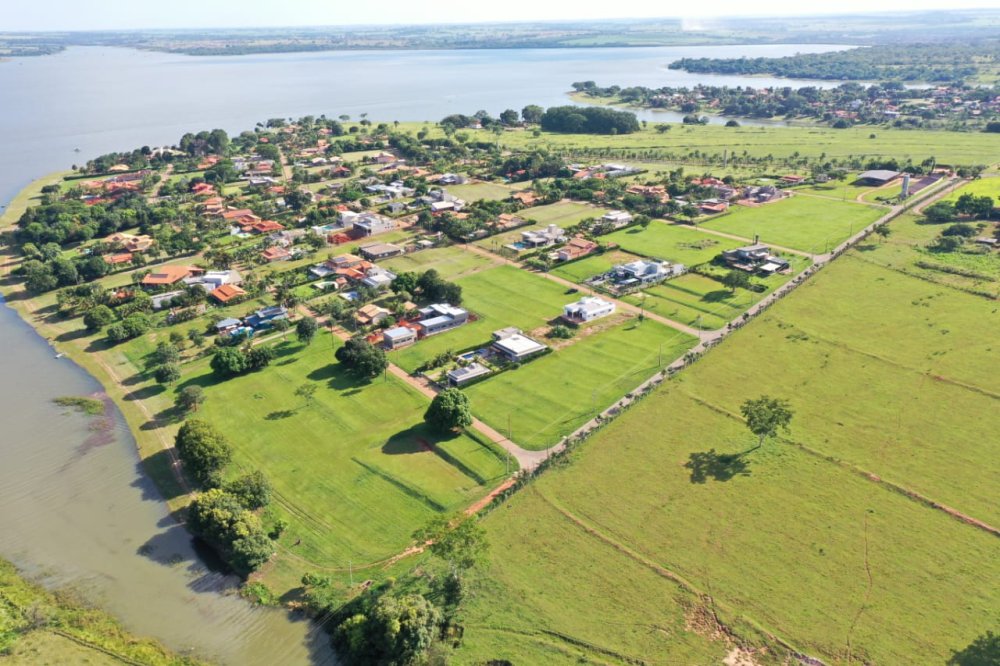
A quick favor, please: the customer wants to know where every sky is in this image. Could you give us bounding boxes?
[3,0,996,31]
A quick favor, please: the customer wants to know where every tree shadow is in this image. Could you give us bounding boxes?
[306,362,372,391]
[135,449,188,501]
[948,631,1000,665]
[265,409,296,420]
[123,384,165,402]
[855,243,879,252]
[54,327,91,343]
[685,449,752,484]
[702,289,734,303]
[382,424,459,455]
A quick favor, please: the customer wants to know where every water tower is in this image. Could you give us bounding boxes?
[901,174,911,199]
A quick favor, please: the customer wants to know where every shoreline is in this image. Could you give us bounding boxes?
[0,172,190,512]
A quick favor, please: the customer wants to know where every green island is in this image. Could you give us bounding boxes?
[1,98,998,664]
[0,558,204,665]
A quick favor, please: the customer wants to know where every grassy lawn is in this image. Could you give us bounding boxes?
[550,249,644,284]
[456,238,999,663]
[187,337,507,570]
[466,319,697,449]
[700,195,885,253]
[0,170,71,228]
[522,201,601,227]
[391,265,577,373]
[789,173,880,201]
[621,262,807,331]
[941,175,1000,203]
[380,245,495,280]
[602,221,742,265]
[446,181,514,202]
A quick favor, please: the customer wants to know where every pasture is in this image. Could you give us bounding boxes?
[602,221,740,265]
[465,319,697,449]
[390,265,577,372]
[456,237,1000,664]
[622,263,807,331]
[446,181,514,202]
[380,245,494,280]
[186,337,507,571]
[700,195,884,253]
[523,201,601,227]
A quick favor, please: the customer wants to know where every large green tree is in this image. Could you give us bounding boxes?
[335,337,388,379]
[424,388,473,433]
[740,396,794,451]
[174,419,233,487]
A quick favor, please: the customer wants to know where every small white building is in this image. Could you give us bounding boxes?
[447,362,491,386]
[521,224,567,248]
[601,210,633,228]
[491,328,548,362]
[563,296,616,324]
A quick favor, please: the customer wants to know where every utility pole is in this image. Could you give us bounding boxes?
[658,341,663,367]
[349,560,353,586]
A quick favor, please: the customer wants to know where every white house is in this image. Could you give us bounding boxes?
[353,213,396,237]
[601,210,633,228]
[563,296,616,323]
[491,328,548,362]
[521,224,567,248]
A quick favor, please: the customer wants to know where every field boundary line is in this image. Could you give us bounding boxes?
[531,487,826,664]
[681,393,1000,537]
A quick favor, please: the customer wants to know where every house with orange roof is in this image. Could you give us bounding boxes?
[106,232,155,253]
[261,246,292,263]
[141,265,202,288]
[557,237,599,262]
[103,252,134,266]
[511,191,539,206]
[222,208,258,221]
[209,284,247,304]
[245,220,285,235]
[355,304,392,327]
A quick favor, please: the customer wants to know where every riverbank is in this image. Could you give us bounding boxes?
[0,558,205,665]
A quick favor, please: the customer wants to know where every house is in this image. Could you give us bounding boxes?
[520,224,567,248]
[361,266,397,290]
[740,185,787,205]
[244,219,285,235]
[699,200,729,215]
[106,232,154,253]
[385,202,406,215]
[609,260,676,289]
[447,362,491,387]
[359,242,405,261]
[261,246,292,262]
[601,210,633,228]
[511,191,539,206]
[215,317,242,334]
[416,304,469,337]
[355,304,392,327]
[781,175,806,184]
[151,290,184,310]
[209,284,246,304]
[438,173,466,185]
[141,265,201,287]
[103,252,134,266]
[626,185,670,203]
[491,328,548,362]
[495,213,527,230]
[383,326,417,350]
[721,243,790,274]
[245,306,289,329]
[353,214,396,237]
[563,296,616,323]
[557,236,598,262]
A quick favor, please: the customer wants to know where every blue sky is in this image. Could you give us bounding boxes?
[5,0,995,31]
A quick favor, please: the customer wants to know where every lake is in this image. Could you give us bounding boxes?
[0,41,850,665]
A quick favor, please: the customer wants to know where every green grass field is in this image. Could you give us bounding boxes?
[391,265,577,372]
[550,248,644,284]
[446,181,514,202]
[185,337,507,569]
[523,201,601,227]
[454,227,1000,664]
[622,259,809,330]
[380,245,495,280]
[603,221,741,265]
[466,319,697,449]
[789,173,880,201]
[700,195,885,253]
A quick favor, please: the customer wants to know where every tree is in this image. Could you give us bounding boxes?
[923,201,956,224]
[295,382,318,406]
[153,341,180,366]
[499,109,520,126]
[874,225,891,243]
[521,104,544,124]
[174,419,233,486]
[335,337,388,379]
[414,514,488,575]
[211,347,249,377]
[154,362,181,385]
[296,316,318,345]
[187,489,275,576]
[391,271,419,295]
[226,470,272,510]
[722,269,752,293]
[424,388,473,433]
[83,304,115,331]
[740,396,793,451]
[177,385,206,413]
[338,594,441,665]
